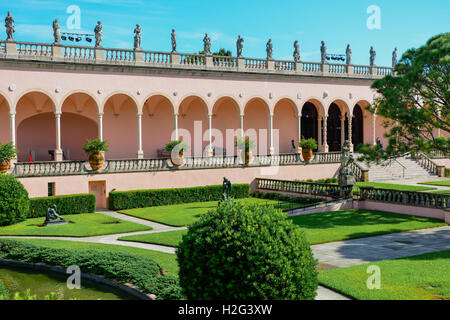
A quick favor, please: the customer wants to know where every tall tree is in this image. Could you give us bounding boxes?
[359,33,449,163]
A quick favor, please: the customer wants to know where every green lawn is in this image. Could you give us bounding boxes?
[119,198,304,227]
[353,182,436,195]
[2,238,178,275]
[319,250,450,300]
[418,180,450,187]
[430,190,450,195]
[119,209,446,247]
[0,214,151,237]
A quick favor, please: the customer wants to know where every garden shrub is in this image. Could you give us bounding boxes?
[177,202,318,300]
[109,184,250,210]
[0,174,30,226]
[29,194,96,218]
[0,239,181,300]
[251,191,325,205]
[0,280,7,298]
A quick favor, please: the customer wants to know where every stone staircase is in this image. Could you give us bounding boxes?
[355,154,438,182]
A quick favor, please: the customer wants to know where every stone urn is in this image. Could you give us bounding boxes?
[302,148,313,162]
[0,160,10,173]
[240,150,253,166]
[89,152,104,171]
[170,152,184,167]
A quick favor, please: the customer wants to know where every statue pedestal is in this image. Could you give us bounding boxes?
[43,220,67,227]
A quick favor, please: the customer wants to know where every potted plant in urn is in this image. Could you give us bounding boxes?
[0,142,17,174]
[165,140,189,167]
[83,138,109,171]
[236,137,256,165]
[299,138,318,162]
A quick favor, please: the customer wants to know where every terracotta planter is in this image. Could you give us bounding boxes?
[170,152,184,167]
[240,150,253,166]
[0,160,10,173]
[302,148,313,162]
[89,152,104,171]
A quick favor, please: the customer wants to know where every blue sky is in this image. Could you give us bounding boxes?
[2,0,449,66]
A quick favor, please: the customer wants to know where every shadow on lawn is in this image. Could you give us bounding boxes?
[290,209,442,230]
[329,227,450,262]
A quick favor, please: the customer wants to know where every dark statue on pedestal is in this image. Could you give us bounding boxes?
[338,141,356,189]
[219,177,232,206]
[44,204,66,226]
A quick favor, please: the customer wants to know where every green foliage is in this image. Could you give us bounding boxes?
[177,202,318,300]
[250,191,325,205]
[0,142,17,161]
[109,184,250,211]
[0,280,8,298]
[29,194,96,218]
[0,239,181,299]
[299,138,318,150]
[236,137,256,151]
[0,174,30,226]
[0,289,57,300]
[359,33,450,164]
[295,177,338,184]
[83,138,109,155]
[164,140,189,153]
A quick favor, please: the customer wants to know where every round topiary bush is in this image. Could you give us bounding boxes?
[0,174,30,226]
[177,202,318,300]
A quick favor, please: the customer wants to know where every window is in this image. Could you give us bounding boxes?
[48,182,55,197]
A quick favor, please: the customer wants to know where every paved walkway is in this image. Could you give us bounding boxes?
[1,211,449,300]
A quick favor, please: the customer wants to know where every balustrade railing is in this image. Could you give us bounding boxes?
[359,187,450,209]
[12,161,86,177]
[256,178,353,199]
[1,40,393,78]
[412,153,439,175]
[143,51,171,65]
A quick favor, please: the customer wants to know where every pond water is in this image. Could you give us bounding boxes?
[0,266,138,300]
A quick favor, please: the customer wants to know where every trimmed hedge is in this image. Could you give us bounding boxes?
[29,194,96,218]
[0,174,30,226]
[109,184,250,211]
[0,239,184,300]
[251,191,325,205]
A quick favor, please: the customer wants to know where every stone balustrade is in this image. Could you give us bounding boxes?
[11,152,343,178]
[359,187,450,209]
[0,40,393,78]
[256,178,354,199]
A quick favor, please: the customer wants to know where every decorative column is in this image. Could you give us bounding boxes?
[207,114,214,157]
[137,113,144,159]
[173,113,179,140]
[98,113,104,141]
[55,112,63,161]
[372,114,377,145]
[239,114,244,139]
[269,113,274,155]
[322,116,329,152]
[348,113,354,152]
[297,115,302,153]
[340,115,345,148]
[317,117,322,152]
[9,112,16,147]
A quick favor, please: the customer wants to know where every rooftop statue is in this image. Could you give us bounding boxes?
[266,39,273,60]
[320,41,327,63]
[203,33,211,55]
[370,46,376,66]
[171,29,177,53]
[5,11,15,42]
[94,21,103,47]
[293,40,300,62]
[392,47,398,68]
[236,35,244,58]
[134,24,142,50]
[53,19,60,44]
[346,44,352,65]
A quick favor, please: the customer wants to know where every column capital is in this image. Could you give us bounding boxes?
[98,112,104,117]
[9,111,16,117]
[55,112,62,117]
[137,112,143,117]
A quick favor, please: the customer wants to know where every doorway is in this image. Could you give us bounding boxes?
[89,181,106,209]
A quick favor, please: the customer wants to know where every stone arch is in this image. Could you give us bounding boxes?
[178,95,209,157]
[300,99,324,151]
[101,91,139,114]
[142,94,176,158]
[14,89,57,113]
[61,92,100,160]
[15,91,57,162]
[61,90,101,114]
[212,96,241,156]
[327,102,343,152]
[244,97,270,155]
[274,98,298,154]
[103,93,139,159]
